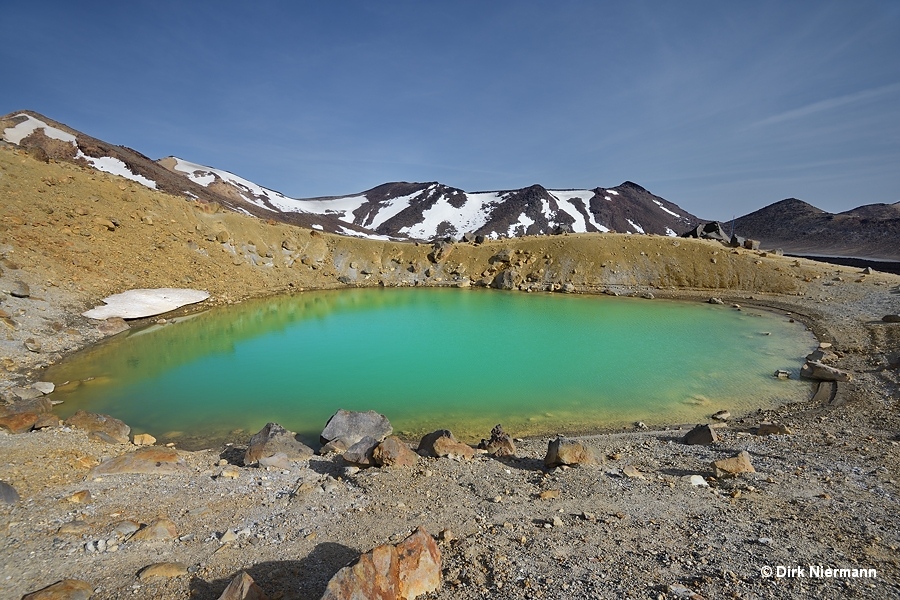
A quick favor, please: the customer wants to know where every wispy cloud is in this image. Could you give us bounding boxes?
[748,82,900,129]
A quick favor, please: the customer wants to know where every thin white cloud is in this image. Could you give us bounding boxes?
[748,82,900,128]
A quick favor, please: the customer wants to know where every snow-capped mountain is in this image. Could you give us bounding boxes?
[2,110,701,240]
[159,156,700,240]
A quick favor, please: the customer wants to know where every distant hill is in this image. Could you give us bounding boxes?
[734,198,900,261]
[2,110,700,241]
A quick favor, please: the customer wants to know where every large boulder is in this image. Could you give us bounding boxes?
[244,422,314,466]
[418,430,475,460]
[320,410,393,449]
[64,410,131,444]
[342,436,380,467]
[0,411,39,434]
[491,269,520,291]
[544,437,595,467]
[320,527,441,600]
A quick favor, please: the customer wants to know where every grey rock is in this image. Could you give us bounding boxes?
[342,436,379,466]
[32,381,55,395]
[8,280,30,298]
[800,360,852,382]
[320,409,393,448]
[0,480,19,504]
[491,269,520,291]
[882,314,900,323]
[244,422,313,466]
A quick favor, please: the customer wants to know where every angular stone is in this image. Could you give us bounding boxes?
[33,413,61,429]
[0,411,38,433]
[138,562,188,580]
[372,436,418,468]
[97,317,129,336]
[320,409,393,449]
[258,453,290,469]
[756,422,792,436]
[9,280,30,298]
[544,437,595,467]
[491,269,521,291]
[800,360,852,382]
[321,527,440,600]
[1,396,53,415]
[216,571,269,600]
[244,422,313,466]
[66,490,92,504]
[132,433,156,446]
[91,446,188,476]
[418,430,475,460]
[477,424,516,457]
[622,465,646,479]
[711,451,756,478]
[882,314,900,323]
[396,527,442,600]
[683,424,718,446]
[342,436,379,466]
[132,518,178,541]
[32,381,55,395]
[65,410,131,444]
[10,386,43,401]
[0,480,20,504]
[22,579,93,600]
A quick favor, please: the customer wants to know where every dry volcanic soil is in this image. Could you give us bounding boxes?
[1,144,900,599]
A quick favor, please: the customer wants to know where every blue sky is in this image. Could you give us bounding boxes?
[3,1,899,218]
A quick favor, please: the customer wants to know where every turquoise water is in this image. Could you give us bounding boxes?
[45,288,817,449]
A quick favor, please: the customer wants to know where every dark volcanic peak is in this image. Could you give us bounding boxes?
[2,110,702,242]
[734,198,900,261]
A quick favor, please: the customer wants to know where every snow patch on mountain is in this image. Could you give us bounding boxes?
[2,113,76,145]
[79,154,157,189]
[627,219,645,234]
[653,199,681,218]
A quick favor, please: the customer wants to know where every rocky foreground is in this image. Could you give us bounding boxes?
[1,144,900,599]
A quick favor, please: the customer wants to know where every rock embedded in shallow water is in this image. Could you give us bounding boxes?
[544,436,595,467]
[244,422,313,466]
[32,381,55,395]
[683,424,718,446]
[21,579,93,600]
[320,409,393,449]
[65,410,130,444]
[711,451,756,478]
[711,410,731,421]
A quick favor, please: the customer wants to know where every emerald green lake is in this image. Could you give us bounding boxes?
[45,288,817,449]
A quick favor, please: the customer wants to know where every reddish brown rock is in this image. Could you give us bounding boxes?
[418,430,475,460]
[321,527,440,600]
[216,571,268,600]
[712,451,756,478]
[132,517,178,541]
[373,436,418,468]
[64,410,131,444]
[0,410,38,433]
[91,446,188,476]
[544,436,595,467]
[22,579,93,600]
